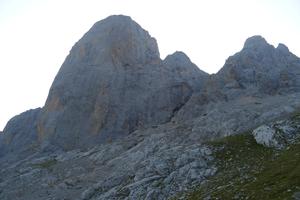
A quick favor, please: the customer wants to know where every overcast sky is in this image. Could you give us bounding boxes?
[0,0,300,130]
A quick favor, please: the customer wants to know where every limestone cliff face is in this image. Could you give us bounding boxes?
[174,36,300,124]
[2,15,300,200]
[216,35,300,99]
[2,16,300,154]
[0,108,41,156]
[37,15,208,149]
[163,51,208,91]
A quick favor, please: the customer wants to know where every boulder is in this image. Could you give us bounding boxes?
[252,125,281,148]
[252,117,300,148]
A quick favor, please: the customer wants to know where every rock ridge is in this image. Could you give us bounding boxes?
[1,15,300,200]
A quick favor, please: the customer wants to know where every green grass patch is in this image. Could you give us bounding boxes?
[32,159,57,170]
[186,133,300,200]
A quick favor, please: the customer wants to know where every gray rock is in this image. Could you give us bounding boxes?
[293,192,300,200]
[210,35,300,101]
[173,35,300,140]
[276,43,290,55]
[0,108,41,158]
[1,15,300,200]
[163,51,209,91]
[252,125,280,148]
[37,15,207,150]
[252,117,300,148]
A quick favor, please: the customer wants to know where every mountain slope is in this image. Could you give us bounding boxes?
[37,15,209,150]
[216,35,300,98]
[1,15,300,199]
[186,114,300,200]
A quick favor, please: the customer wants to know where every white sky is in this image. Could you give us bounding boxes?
[0,0,300,131]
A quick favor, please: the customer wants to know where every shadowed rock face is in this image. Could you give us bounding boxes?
[163,51,208,91]
[0,108,41,157]
[215,35,300,99]
[37,15,208,150]
[173,36,300,123]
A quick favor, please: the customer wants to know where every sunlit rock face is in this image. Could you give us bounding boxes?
[37,15,208,150]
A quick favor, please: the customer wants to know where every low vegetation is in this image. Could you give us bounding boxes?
[32,159,57,170]
[186,132,300,199]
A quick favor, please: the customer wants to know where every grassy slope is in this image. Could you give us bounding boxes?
[186,133,300,200]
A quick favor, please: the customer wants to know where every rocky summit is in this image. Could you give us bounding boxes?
[1,15,300,199]
[37,15,208,150]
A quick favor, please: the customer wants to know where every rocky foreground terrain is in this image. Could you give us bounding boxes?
[0,15,300,199]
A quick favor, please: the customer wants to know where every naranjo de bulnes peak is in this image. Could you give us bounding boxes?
[1,15,300,200]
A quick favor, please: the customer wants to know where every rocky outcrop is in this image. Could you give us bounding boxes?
[163,51,208,91]
[0,122,216,200]
[37,15,208,150]
[174,35,300,124]
[216,35,300,99]
[0,108,41,157]
[252,125,281,148]
[175,92,300,142]
[252,115,300,149]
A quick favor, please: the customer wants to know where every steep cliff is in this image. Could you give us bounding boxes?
[1,15,300,200]
[35,15,208,150]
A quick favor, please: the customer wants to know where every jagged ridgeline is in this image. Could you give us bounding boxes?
[1,15,300,200]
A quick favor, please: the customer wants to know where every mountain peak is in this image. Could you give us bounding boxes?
[2,15,300,200]
[92,15,137,31]
[276,43,290,54]
[165,51,192,64]
[164,51,207,75]
[243,35,270,50]
[36,16,208,149]
[101,14,132,21]
[70,15,160,67]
